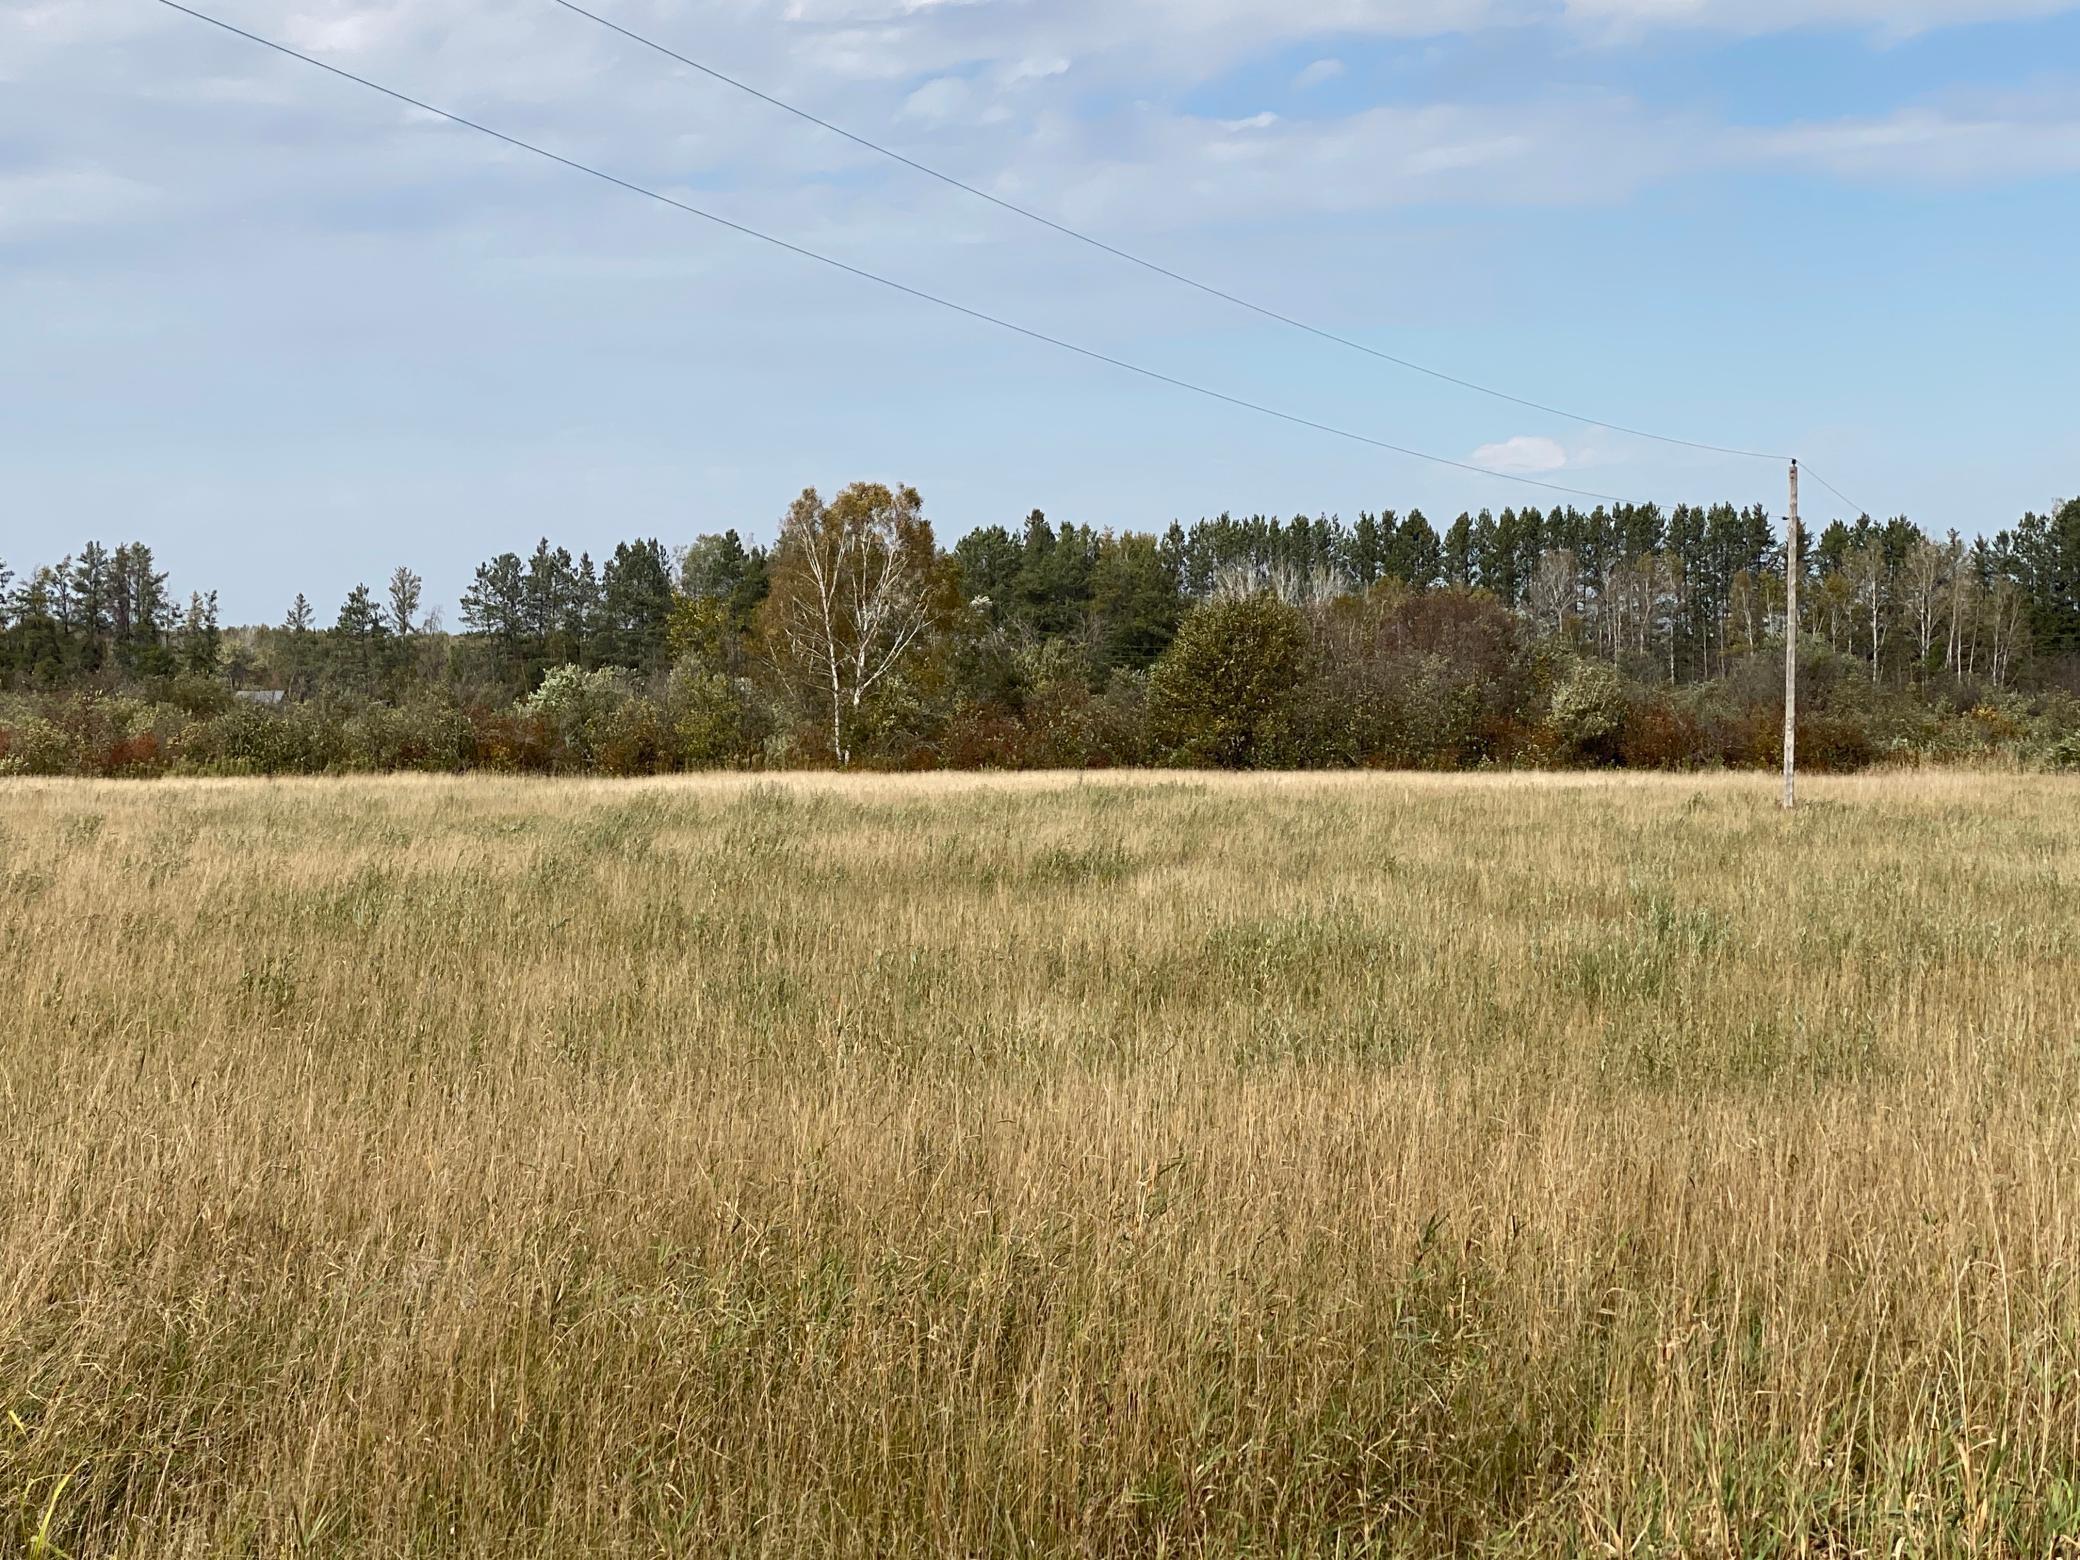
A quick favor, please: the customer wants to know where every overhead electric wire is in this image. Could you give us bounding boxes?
[547,0,1791,467]
[1797,464,1870,520]
[151,0,1635,504]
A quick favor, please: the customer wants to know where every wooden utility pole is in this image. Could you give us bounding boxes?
[1783,459,1800,810]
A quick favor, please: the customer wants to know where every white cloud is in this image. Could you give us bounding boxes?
[1022,95,1696,232]
[282,9,402,58]
[901,76,972,122]
[1000,56,1072,86]
[1472,436,1570,473]
[1563,0,2078,38]
[3,0,2073,270]
[1012,86,2080,235]
[1295,58,1346,90]
[1735,96,2080,181]
[773,0,1515,80]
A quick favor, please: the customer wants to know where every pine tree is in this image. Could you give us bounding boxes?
[1350,512,1386,588]
[180,591,221,678]
[387,567,423,638]
[598,540,675,672]
[1442,514,1475,590]
[69,542,115,669]
[281,593,316,699]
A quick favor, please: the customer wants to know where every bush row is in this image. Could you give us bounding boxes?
[6,591,2078,778]
[5,676,2075,779]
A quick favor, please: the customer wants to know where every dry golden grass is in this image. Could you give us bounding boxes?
[3,771,2079,1557]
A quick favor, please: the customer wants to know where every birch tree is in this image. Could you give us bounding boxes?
[1898,537,1952,673]
[761,482,946,765]
[1946,548,1979,676]
[1987,575,2030,688]
[1840,539,1892,682]
[1529,548,1578,640]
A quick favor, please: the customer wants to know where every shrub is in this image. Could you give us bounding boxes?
[939,702,1034,770]
[666,661,760,770]
[0,694,188,776]
[340,701,473,772]
[520,666,657,772]
[1617,693,1711,770]
[1798,713,1877,773]
[1323,588,1536,769]
[1148,596,1315,768]
[1547,661,1627,765]
[466,706,559,773]
[172,701,343,774]
[592,695,672,777]
[0,714,81,775]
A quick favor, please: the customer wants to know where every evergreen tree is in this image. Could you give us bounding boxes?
[461,553,529,684]
[387,566,423,637]
[1442,513,1475,589]
[678,530,770,644]
[1383,511,1442,590]
[1090,532,1182,671]
[953,525,1021,624]
[69,542,115,671]
[179,590,222,679]
[1350,512,1388,587]
[522,541,577,660]
[112,543,173,678]
[597,539,675,672]
[332,583,387,695]
[282,593,316,699]
[2005,499,2080,663]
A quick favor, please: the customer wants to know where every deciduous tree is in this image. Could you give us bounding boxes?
[759,483,948,765]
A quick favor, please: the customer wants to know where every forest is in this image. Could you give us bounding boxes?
[3,488,2077,775]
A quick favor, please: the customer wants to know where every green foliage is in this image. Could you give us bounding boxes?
[2000,497,2080,660]
[666,657,764,769]
[1322,586,1531,768]
[595,539,675,671]
[1547,659,1628,764]
[520,665,664,773]
[171,700,346,774]
[8,488,2080,777]
[1148,595,1313,768]
[341,701,473,772]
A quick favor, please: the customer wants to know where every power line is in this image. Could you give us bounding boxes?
[150,0,1634,505]
[547,0,1790,466]
[1797,464,1870,520]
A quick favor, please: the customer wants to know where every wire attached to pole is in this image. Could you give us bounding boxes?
[547,0,1790,466]
[149,0,1637,505]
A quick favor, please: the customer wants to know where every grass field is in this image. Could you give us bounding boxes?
[4,771,2079,1556]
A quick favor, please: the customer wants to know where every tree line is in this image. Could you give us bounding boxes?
[3,487,2076,775]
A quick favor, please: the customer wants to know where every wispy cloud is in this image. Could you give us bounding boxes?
[901,76,972,122]
[1735,92,2080,182]
[1563,0,2079,40]
[5,3,2074,271]
[1472,435,1569,473]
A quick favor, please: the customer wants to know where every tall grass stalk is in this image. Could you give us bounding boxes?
[2,772,2077,1555]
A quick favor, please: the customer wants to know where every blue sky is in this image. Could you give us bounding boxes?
[4,0,2077,623]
